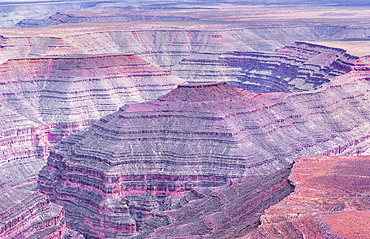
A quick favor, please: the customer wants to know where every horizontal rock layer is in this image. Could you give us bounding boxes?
[39,56,370,237]
[245,155,370,239]
[0,182,66,238]
[2,25,370,68]
[16,11,197,28]
[144,166,294,238]
[173,42,358,92]
[0,53,182,187]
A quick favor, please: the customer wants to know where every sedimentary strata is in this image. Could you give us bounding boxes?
[144,166,294,238]
[16,11,197,28]
[245,155,370,239]
[39,57,370,236]
[0,53,182,187]
[2,25,370,69]
[173,42,359,92]
[0,181,66,238]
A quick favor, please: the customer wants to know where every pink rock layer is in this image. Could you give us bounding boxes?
[0,182,66,238]
[244,155,370,239]
[173,42,358,92]
[144,166,294,238]
[0,53,182,187]
[39,55,370,237]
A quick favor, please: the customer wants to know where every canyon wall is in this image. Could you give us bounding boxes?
[245,156,370,239]
[2,26,370,68]
[0,53,183,188]
[173,42,359,92]
[0,181,66,238]
[16,12,197,28]
[144,167,294,238]
[39,55,370,237]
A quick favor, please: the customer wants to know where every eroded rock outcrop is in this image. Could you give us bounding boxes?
[0,181,66,238]
[144,166,294,238]
[0,53,182,187]
[245,156,370,239]
[2,25,369,69]
[39,59,370,237]
[173,42,359,92]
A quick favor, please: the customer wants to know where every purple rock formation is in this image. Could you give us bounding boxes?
[173,42,359,92]
[0,53,183,188]
[145,166,294,238]
[0,181,66,238]
[38,58,370,236]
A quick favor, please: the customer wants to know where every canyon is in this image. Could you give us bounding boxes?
[39,53,370,237]
[0,53,182,189]
[1,0,370,238]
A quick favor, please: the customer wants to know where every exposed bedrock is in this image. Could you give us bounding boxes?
[39,59,370,237]
[2,25,370,67]
[173,42,359,92]
[0,53,183,187]
[58,26,370,69]
[245,156,370,239]
[0,36,86,64]
[0,181,67,238]
[144,166,294,238]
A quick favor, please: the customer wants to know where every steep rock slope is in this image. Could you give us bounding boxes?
[39,57,370,237]
[0,35,86,64]
[246,156,370,239]
[0,181,66,238]
[2,25,370,68]
[144,167,294,238]
[0,53,183,187]
[69,27,370,69]
[173,42,359,92]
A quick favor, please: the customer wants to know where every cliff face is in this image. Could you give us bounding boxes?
[0,36,85,65]
[39,55,370,237]
[245,156,370,239]
[0,53,183,188]
[173,42,359,92]
[144,167,294,238]
[65,27,370,69]
[2,25,370,69]
[0,181,66,238]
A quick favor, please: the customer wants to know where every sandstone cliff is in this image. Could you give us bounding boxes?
[145,167,294,238]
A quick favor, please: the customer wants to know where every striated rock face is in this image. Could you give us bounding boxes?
[39,57,370,237]
[246,156,370,239]
[173,42,359,92]
[0,35,86,64]
[65,27,370,70]
[0,181,66,238]
[38,82,255,237]
[144,166,294,238]
[0,53,182,187]
[2,25,370,69]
